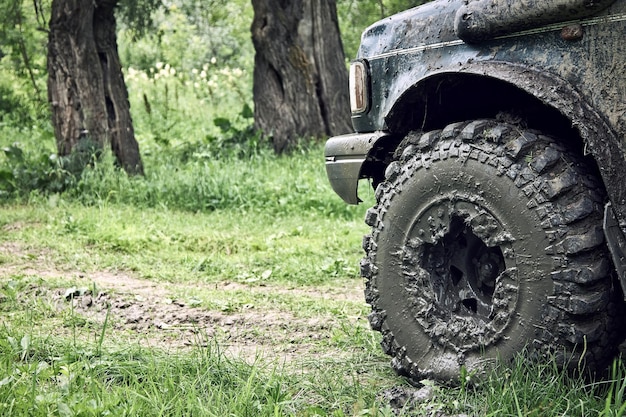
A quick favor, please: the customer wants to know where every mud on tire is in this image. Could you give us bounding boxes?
[362,120,624,383]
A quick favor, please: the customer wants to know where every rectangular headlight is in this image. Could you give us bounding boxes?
[349,61,369,114]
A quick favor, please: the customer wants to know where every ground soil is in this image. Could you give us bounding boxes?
[0,240,470,416]
[1,241,365,361]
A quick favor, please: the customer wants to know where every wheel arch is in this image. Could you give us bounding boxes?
[371,61,626,223]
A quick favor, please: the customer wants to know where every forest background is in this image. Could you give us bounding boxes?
[0,0,418,190]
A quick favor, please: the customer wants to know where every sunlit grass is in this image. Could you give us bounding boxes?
[1,189,367,285]
[3,175,626,415]
[0,269,395,416]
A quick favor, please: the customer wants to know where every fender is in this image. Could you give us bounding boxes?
[384,60,626,225]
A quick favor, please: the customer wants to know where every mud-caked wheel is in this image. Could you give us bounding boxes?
[362,120,623,383]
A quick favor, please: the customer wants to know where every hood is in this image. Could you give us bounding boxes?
[357,0,462,59]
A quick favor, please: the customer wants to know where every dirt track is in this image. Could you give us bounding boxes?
[1,241,470,416]
[2,246,365,364]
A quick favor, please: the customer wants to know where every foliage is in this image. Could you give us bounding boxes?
[337,0,430,59]
[0,138,103,198]
[116,0,163,38]
[68,142,355,219]
[0,142,69,196]
[0,0,49,123]
[0,72,46,124]
[0,0,48,74]
[118,0,254,73]
[1,30,260,201]
[123,60,253,150]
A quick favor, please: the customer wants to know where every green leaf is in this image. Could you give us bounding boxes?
[213,117,232,132]
[57,402,73,417]
[20,334,30,352]
[3,144,24,161]
[241,103,253,119]
[0,170,14,181]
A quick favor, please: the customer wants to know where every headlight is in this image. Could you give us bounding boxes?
[349,61,369,114]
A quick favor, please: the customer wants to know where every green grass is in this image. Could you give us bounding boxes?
[0,198,396,416]
[2,158,626,415]
[0,326,386,416]
[1,194,364,287]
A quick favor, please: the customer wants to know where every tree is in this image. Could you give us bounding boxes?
[47,0,143,175]
[251,0,352,153]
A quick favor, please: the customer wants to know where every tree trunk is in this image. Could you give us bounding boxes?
[47,0,143,175]
[251,0,352,153]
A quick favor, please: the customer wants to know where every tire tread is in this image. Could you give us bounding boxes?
[362,119,624,382]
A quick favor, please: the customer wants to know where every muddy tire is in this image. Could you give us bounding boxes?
[362,120,623,383]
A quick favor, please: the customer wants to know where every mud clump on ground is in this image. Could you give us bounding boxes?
[378,385,471,416]
[45,281,337,362]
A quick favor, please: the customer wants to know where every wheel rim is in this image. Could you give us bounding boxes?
[421,214,505,320]
[403,194,519,350]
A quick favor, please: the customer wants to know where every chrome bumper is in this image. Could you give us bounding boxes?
[324,131,389,205]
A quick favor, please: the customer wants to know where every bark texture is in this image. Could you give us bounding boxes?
[47,0,143,174]
[251,0,351,153]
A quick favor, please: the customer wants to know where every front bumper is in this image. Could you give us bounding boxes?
[324,131,389,204]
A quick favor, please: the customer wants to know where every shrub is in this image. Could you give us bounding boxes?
[0,139,101,198]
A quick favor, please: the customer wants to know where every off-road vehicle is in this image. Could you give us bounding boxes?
[325,0,626,383]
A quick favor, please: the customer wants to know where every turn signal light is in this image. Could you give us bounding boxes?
[349,61,369,114]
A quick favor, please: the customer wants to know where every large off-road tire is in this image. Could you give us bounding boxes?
[362,120,623,383]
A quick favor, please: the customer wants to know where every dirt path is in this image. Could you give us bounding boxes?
[1,241,366,364]
[1,241,474,416]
